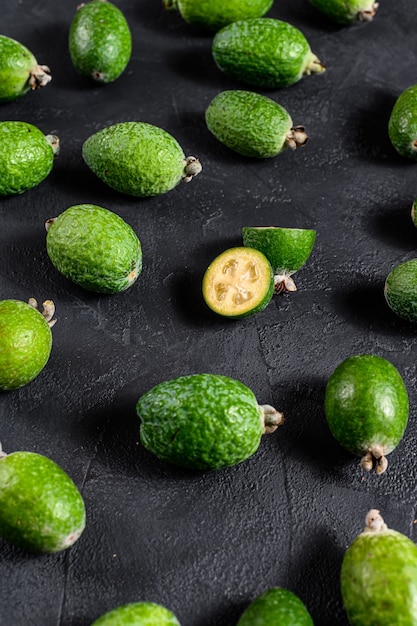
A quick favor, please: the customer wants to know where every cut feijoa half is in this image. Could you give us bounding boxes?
[0,34,51,103]
[237,587,314,626]
[388,84,417,160]
[164,0,273,31]
[91,602,181,625]
[384,259,417,323]
[308,0,379,24]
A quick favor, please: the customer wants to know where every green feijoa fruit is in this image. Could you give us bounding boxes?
[136,373,284,470]
[69,0,132,83]
[82,122,202,197]
[0,35,51,103]
[164,0,272,31]
[324,354,409,475]
[205,90,308,158]
[308,0,379,24]
[242,226,316,293]
[388,84,417,160]
[341,509,417,625]
[0,121,59,196]
[412,199,417,228]
[91,602,181,625]
[0,298,56,391]
[384,259,417,323]
[202,247,274,318]
[212,18,325,89]
[237,588,314,626]
[45,204,142,294]
[0,449,86,553]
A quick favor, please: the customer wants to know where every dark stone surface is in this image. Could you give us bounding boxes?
[1,1,417,624]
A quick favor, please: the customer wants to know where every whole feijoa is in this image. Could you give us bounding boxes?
[0,298,56,391]
[308,0,379,24]
[164,0,272,31]
[82,121,202,197]
[45,204,142,294]
[69,0,132,83]
[0,121,59,196]
[136,373,284,470]
[205,90,308,158]
[0,35,51,103]
[341,509,417,625]
[384,259,417,323]
[237,588,314,626]
[388,84,417,160]
[91,602,181,625]
[324,354,409,474]
[0,449,86,553]
[212,18,325,89]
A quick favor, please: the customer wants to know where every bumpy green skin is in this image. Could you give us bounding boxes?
[91,602,181,625]
[205,90,293,158]
[167,0,273,31]
[0,451,86,553]
[137,374,264,470]
[0,35,37,102]
[308,0,377,24]
[388,85,417,160]
[242,227,316,274]
[237,588,314,626]
[384,259,417,323]
[0,299,52,391]
[69,0,132,83]
[0,122,56,196]
[324,354,409,457]
[46,204,142,294]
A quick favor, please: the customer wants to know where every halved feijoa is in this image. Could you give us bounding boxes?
[384,259,417,323]
[324,354,409,474]
[388,84,417,160]
[164,0,273,31]
[0,35,51,103]
[91,602,181,625]
[308,0,379,24]
[237,587,314,626]
[202,246,274,318]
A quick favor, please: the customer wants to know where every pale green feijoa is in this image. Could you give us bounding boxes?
[242,226,316,293]
[82,122,202,197]
[202,247,274,318]
[136,373,284,470]
[69,0,132,83]
[212,18,325,89]
[308,0,379,24]
[388,84,417,160]
[0,34,51,103]
[0,298,56,391]
[91,602,181,625]
[237,588,314,626]
[0,448,86,553]
[205,90,308,158]
[45,204,142,294]
[384,259,417,323]
[341,509,417,625]
[0,121,59,196]
[164,0,273,31]
[324,354,409,474]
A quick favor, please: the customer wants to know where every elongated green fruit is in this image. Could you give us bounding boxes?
[388,84,417,160]
[308,0,379,24]
[237,588,314,626]
[164,0,273,31]
[384,259,417,323]
[91,602,181,625]
[0,35,51,102]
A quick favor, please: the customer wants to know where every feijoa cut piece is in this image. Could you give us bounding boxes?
[237,588,314,626]
[308,0,379,24]
[388,84,417,160]
[324,354,409,474]
[136,373,284,470]
[212,18,325,89]
[341,509,417,625]
[91,602,181,625]
[205,90,308,158]
[202,246,274,318]
[82,121,202,197]
[0,34,51,103]
[0,447,85,553]
[164,0,272,31]
[242,226,316,293]
[69,0,132,83]
[384,259,417,323]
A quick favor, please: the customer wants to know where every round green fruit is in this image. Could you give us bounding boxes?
[341,509,417,625]
[45,204,142,294]
[237,588,314,626]
[212,18,325,89]
[388,84,417,160]
[308,0,379,24]
[324,354,409,474]
[69,0,132,83]
[0,449,86,553]
[82,122,202,197]
[384,259,417,323]
[0,34,51,103]
[91,602,181,625]
[136,373,284,470]
[164,0,272,31]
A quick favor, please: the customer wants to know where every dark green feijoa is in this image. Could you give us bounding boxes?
[91,602,181,625]
[384,259,417,323]
[82,122,202,197]
[212,18,325,89]
[388,84,417,160]
[237,588,314,626]
[0,448,85,553]
[205,90,308,158]
[45,204,142,294]
[0,298,56,391]
[324,354,409,475]
[308,0,379,24]
[164,0,272,31]
[341,509,417,625]
[69,0,132,83]
[0,35,51,103]
[0,121,59,196]
[136,373,284,470]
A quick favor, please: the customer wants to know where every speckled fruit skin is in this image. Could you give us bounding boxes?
[69,0,132,83]
[384,259,417,323]
[308,0,378,24]
[137,374,265,470]
[91,602,181,625]
[237,588,313,626]
[0,35,39,102]
[388,85,417,160]
[242,227,316,274]
[46,204,142,294]
[0,451,86,553]
[0,299,53,391]
[165,0,273,31]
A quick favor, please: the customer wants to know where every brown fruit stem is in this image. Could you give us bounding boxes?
[183,156,202,182]
[358,2,379,21]
[28,298,57,328]
[360,445,388,475]
[364,509,388,533]
[45,135,60,156]
[163,0,178,9]
[304,54,326,76]
[285,126,308,150]
[28,65,52,90]
[260,404,285,434]
[274,273,297,294]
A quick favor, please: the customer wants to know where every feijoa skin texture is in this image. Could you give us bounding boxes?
[308,0,379,24]
[164,0,273,31]
[212,18,325,89]
[69,0,132,83]
[91,602,181,625]
[237,588,314,626]
[0,451,86,553]
[0,35,51,102]
[324,354,409,474]
[388,85,417,160]
[384,259,417,323]
[46,204,142,294]
[82,122,202,197]
[136,373,284,470]
[341,509,417,626]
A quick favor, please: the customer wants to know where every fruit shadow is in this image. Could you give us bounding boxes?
[362,199,417,252]
[164,46,237,90]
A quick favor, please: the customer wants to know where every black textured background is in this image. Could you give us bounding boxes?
[1,1,417,625]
